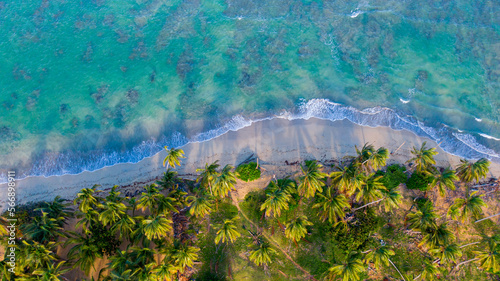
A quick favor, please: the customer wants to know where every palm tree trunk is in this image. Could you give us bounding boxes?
[474,213,500,223]
[459,241,480,248]
[389,258,406,281]
[352,198,384,211]
[450,258,478,274]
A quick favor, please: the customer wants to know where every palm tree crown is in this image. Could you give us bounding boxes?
[456,158,490,183]
[409,142,438,172]
[313,188,350,224]
[212,164,237,198]
[74,184,102,213]
[215,217,241,244]
[285,215,313,243]
[326,252,366,281]
[260,180,293,218]
[449,191,486,222]
[249,242,276,266]
[163,146,185,169]
[430,167,458,197]
[298,160,326,198]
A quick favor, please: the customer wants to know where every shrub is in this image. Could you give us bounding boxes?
[406,172,432,191]
[236,162,261,182]
[331,210,381,254]
[240,190,266,223]
[377,164,408,190]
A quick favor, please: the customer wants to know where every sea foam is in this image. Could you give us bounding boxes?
[1,99,499,183]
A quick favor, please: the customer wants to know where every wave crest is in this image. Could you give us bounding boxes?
[1,98,498,183]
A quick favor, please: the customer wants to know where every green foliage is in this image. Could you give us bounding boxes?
[235,162,261,182]
[331,210,381,254]
[406,172,433,191]
[210,201,238,224]
[87,223,120,256]
[240,190,267,224]
[377,164,407,190]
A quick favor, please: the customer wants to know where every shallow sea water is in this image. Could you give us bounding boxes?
[1,0,499,180]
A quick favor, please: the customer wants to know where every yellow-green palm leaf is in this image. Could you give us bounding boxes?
[298,160,326,198]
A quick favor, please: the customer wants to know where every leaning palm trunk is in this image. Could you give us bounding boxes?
[474,212,500,223]
[459,241,480,248]
[389,258,406,281]
[352,198,384,211]
[450,258,478,275]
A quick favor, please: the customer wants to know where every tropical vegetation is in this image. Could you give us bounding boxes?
[2,143,499,280]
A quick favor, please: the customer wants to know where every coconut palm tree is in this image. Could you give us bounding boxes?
[298,160,326,199]
[473,242,500,273]
[364,245,405,280]
[418,260,441,280]
[352,184,403,212]
[419,222,455,249]
[406,202,438,231]
[163,146,185,169]
[156,194,180,217]
[74,184,102,213]
[166,186,190,209]
[379,186,403,212]
[285,215,313,244]
[430,168,458,197]
[140,215,172,241]
[448,191,486,222]
[99,201,127,227]
[153,261,179,281]
[171,244,199,273]
[32,261,70,281]
[129,247,156,268]
[354,144,389,172]
[105,185,124,203]
[111,213,136,240]
[326,252,365,281]
[330,165,364,196]
[364,245,394,270]
[456,158,490,184]
[312,188,350,224]
[196,161,220,191]
[108,249,134,276]
[20,240,57,270]
[260,180,293,218]
[409,142,438,173]
[188,193,214,218]
[354,143,375,169]
[109,269,137,281]
[75,209,99,234]
[249,242,276,266]
[22,211,66,244]
[66,232,102,275]
[136,184,161,214]
[454,240,500,273]
[355,174,384,204]
[156,169,180,191]
[37,195,72,223]
[212,164,237,198]
[215,217,241,245]
[133,262,157,281]
[429,243,462,265]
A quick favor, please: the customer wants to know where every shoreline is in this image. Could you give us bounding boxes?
[3,117,500,211]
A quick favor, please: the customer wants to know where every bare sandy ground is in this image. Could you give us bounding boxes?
[2,118,499,211]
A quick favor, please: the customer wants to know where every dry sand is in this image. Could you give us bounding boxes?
[2,118,499,210]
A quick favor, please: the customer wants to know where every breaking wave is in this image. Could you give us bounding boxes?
[1,98,499,183]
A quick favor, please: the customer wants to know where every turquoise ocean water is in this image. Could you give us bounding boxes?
[1,0,499,181]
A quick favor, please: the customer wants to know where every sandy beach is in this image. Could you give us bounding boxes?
[2,117,500,211]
